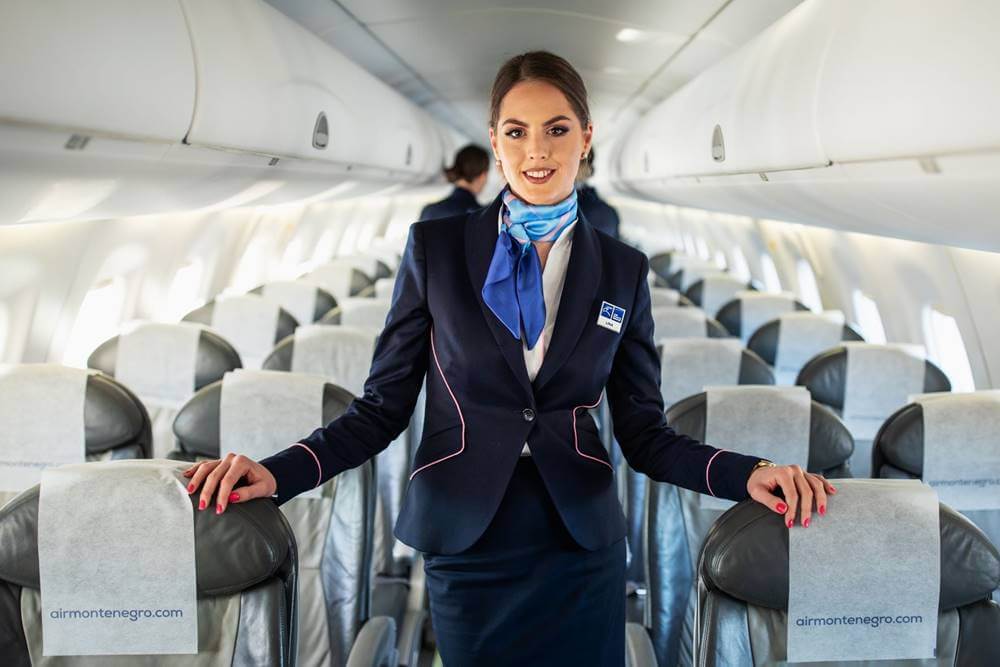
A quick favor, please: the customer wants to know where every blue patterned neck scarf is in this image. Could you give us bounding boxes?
[481,188,578,350]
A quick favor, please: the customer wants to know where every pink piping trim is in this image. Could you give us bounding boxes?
[292,443,323,489]
[573,393,614,471]
[705,449,727,497]
[409,327,466,480]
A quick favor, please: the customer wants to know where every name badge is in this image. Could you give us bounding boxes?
[597,301,626,333]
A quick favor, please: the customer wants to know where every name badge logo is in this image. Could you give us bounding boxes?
[597,301,626,333]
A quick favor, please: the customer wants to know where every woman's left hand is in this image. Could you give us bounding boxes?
[747,464,837,528]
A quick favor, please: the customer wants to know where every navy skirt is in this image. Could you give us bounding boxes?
[423,457,627,666]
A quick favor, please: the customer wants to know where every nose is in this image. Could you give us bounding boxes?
[525,133,549,161]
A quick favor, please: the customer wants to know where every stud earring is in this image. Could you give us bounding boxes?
[495,159,502,168]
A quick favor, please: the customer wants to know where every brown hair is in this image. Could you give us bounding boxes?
[444,144,490,183]
[489,51,591,130]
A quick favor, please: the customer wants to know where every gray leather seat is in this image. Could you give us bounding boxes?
[874,396,1000,586]
[170,379,399,667]
[319,298,392,329]
[262,330,426,666]
[304,260,378,302]
[250,283,339,323]
[798,345,951,477]
[666,263,725,293]
[88,325,241,458]
[684,276,757,319]
[651,307,731,339]
[0,476,300,666]
[632,390,853,667]
[715,296,810,340]
[648,252,675,282]
[0,366,151,509]
[690,500,1000,666]
[183,296,298,369]
[748,316,864,370]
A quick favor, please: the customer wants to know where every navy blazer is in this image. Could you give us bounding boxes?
[261,194,760,555]
[418,186,481,221]
[577,185,621,239]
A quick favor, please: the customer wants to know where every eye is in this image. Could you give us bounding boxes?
[548,126,569,136]
[505,128,524,139]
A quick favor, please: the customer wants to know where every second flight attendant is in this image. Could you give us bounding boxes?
[185,51,836,666]
[419,143,490,221]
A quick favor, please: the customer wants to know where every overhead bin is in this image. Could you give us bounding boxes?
[613,0,1000,252]
[0,0,195,142]
[180,0,445,179]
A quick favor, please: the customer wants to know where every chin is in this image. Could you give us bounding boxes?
[514,179,573,206]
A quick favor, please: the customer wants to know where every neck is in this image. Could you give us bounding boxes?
[506,186,575,207]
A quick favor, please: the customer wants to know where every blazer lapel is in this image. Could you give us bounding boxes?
[532,212,603,393]
[465,195,534,397]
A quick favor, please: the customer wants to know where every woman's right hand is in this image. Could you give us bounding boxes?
[183,453,277,515]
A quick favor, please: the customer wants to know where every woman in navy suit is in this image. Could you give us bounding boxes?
[419,144,490,221]
[185,51,836,666]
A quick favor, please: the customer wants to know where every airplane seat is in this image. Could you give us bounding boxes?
[0,471,300,666]
[633,388,854,667]
[648,251,675,282]
[873,393,1000,583]
[684,275,756,319]
[260,327,425,666]
[320,298,392,330]
[797,344,951,477]
[715,294,809,341]
[0,365,152,509]
[250,282,339,323]
[374,278,396,300]
[651,306,730,339]
[747,315,864,384]
[183,295,298,369]
[88,324,241,458]
[683,500,1000,666]
[666,263,724,293]
[650,287,694,308]
[304,261,377,301]
[170,376,402,667]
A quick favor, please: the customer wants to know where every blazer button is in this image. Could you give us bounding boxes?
[522,408,536,422]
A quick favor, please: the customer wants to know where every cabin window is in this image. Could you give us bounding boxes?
[923,307,975,391]
[682,233,697,257]
[695,237,710,260]
[63,277,127,367]
[796,259,823,311]
[166,260,204,321]
[713,250,728,270]
[851,290,887,345]
[226,237,268,295]
[760,254,783,293]
[729,246,751,282]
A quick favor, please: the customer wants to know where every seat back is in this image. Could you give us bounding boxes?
[696,498,1000,666]
[304,260,376,300]
[0,365,151,508]
[651,306,730,340]
[374,278,396,299]
[648,252,675,281]
[666,258,725,292]
[645,389,853,667]
[0,468,298,666]
[684,275,755,319]
[173,374,376,667]
[715,292,809,343]
[874,392,1000,578]
[322,298,392,330]
[251,282,338,324]
[650,287,690,308]
[88,323,240,457]
[798,343,951,476]
[261,325,410,576]
[183,295,297,369]
[747,312,863,385]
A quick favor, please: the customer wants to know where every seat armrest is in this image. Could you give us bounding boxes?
[625,622,657,667]
[397,609,427,667]
[346,616,398,667]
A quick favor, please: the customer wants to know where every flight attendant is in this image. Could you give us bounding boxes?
[184,51,836,666]
[419,144,490,220]
[576,148,621,239]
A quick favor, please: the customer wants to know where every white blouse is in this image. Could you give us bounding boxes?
[498,213,577,455]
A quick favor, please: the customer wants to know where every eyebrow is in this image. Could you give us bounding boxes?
[501,115,572,127]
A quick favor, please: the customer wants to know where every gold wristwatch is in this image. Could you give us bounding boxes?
[750,459,776,477]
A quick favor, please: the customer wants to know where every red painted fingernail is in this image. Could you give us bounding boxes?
[229,492,239,503]
[830,486,837,494]
[786,518,794,528]
[803,517,811,528]
[187,484,195,493]
[775,502,787,514]
[199,500,207,511]
[819,505,826,516]
[216,504,222,515]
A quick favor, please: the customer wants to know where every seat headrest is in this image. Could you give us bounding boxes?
[666,393,853,472]
[182,299,298,347]
[748,319,864,366]
[700,500,1000,612]
[0,484,291,597]
[173,379,354,458]
[306,261,376,299]
[320,298,390,329]
[648,252,674,280]
[249,283,338,323]
[88,327,241,392]
[684,276,755,317]
[797,346,951,410]
[715,296,809,338]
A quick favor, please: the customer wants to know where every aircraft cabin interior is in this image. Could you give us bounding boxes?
[1,1,998,666]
